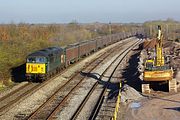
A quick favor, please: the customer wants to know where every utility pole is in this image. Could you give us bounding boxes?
[166,24,169,40]
[109,22,112,42]
[150,25,152,38]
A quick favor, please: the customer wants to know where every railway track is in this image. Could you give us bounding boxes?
[0,44,116,115]
[0,83,40,114]
[0,82,30,103]
[27,38,141,120]
[0,65,78,115]
[72,39,141,120]
[27,38,137,120]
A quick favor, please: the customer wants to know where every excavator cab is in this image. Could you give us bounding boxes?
[145,59,154,70]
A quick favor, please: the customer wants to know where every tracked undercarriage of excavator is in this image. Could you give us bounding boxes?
[140,25,177,93]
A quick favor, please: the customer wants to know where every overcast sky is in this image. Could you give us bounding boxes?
[0,0,179,23]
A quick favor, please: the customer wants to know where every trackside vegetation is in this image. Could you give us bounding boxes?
[0,22,142,86]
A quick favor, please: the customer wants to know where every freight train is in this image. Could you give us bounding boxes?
[26,32,141,82]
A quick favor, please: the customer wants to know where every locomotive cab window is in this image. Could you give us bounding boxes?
[27,57,46,63]
[36,57,46,63]
[27,57,36,63]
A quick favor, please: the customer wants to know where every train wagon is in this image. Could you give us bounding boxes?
[111,34,115,44]
[65,43,79,66]
[104,36,110,46]
[96,37,104,49]
[119,33,124,40]
[101,36,110,47]
[79,41,91,57]
[25,31,143,82]
[113,34,120,43]
[26,47,65,81]
[88,40,96,53]
[116,34,121,42]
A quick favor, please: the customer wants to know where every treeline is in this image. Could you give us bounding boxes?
[0,22,141,84]
[143,19,180,41]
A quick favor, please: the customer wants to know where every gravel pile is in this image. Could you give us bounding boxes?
[121,84,143,103]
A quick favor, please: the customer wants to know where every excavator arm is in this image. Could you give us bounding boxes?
[155,25,164,66]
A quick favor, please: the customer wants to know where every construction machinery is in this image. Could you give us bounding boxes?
[141,25,177,93]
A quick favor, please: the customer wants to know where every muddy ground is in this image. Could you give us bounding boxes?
[118,41,180,120]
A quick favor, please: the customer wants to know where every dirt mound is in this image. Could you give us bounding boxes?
[143,39,157,49]
[163,41,174,48]
[121,85,143,103]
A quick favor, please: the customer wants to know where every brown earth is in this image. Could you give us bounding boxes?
[124,93,180,120]
[119,40,180,120]
[143,39,157,49]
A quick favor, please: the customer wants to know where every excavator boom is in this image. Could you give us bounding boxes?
[155,25,164,66]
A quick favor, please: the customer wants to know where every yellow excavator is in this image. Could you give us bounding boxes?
[142,25,177,93]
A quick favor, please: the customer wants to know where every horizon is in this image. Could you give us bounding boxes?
[0,0,180,24]
[0,19,179,25]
